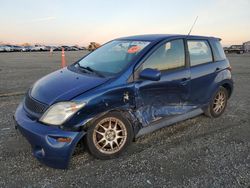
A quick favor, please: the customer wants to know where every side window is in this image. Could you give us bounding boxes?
[142,39,185,71]
[210,40,226,61]
[188,40,213,66]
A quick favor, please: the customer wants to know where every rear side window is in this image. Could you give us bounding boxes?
[142,39,185,71]
[188,40,213,66]
[210,40,226,61]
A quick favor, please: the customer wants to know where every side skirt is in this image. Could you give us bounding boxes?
[135,108,203,138]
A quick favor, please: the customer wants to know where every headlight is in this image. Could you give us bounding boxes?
[40,101,86,125]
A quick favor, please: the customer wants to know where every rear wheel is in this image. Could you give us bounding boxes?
[86,112,133,159]
[205,87,228,118]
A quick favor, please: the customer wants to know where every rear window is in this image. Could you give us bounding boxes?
[210,40,226,61]
[188,40,213,66]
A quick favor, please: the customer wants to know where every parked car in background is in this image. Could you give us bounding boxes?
[71,46,80,51]
[80,46,87,50]
[21,46,27,52]
[14,34,233,169]
[5,45,15,52]
[0,45,12,52]
[12,45,26,52]
[23,46,33,52]
[46,46,58,51]
[0,46,5,52]
[61,45,71,51]
[243,41,250,53]
[6,45,16,52]
[61,45,79,51]
[54,46,62,51]
[46,46,56,51]
[30,45,48,51]
[224,45,245,54]
[76,46,86,50]
[0,44,86,52]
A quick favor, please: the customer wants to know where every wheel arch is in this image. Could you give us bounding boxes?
[212,68,233,100]
[81,108,140,139]
[221,82,233,98]
[205,78,233,108]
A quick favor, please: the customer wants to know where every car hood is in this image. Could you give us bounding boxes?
[30,68,109,105]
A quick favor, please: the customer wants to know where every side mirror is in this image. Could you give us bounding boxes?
[139,68,161,81]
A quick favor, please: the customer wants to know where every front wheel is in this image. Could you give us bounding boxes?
[86,112,133,159]
[205,87,228,118]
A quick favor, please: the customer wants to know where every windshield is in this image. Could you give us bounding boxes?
[76,40,150,76]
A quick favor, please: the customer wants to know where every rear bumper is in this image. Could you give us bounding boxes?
[14,102,86,169]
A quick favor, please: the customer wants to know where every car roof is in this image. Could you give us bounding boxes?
[116,34,220,42]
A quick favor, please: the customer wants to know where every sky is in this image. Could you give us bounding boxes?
[0,0,249,46]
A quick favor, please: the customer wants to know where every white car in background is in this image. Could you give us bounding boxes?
[0,46,5,52]
[0,45,11,52]
[12,45,26,52]
[30,45,48,51]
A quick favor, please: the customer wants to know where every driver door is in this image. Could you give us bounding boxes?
[134,39,191,126]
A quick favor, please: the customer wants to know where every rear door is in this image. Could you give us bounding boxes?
[187,39,217,105]
[134,39,192,126]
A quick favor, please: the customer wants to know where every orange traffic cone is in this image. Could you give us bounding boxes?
[61,48,66,68]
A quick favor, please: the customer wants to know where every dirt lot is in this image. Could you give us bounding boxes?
[0,52,249,188]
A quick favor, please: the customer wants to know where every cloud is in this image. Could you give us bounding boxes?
[30,16,56,23]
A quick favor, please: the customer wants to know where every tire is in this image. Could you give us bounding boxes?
[86,112,133,159]
[205,86,228,118]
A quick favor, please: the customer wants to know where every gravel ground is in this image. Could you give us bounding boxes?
[0,52,249,188]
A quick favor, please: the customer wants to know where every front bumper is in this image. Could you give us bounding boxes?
[14,102,86,169]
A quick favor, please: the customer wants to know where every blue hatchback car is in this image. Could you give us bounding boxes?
[14,34,233,169]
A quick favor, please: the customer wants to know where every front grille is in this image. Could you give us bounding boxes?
[24,93,48,117]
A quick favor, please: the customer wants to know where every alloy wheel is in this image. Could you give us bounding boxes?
[213,90,226,114]
[93,117,127,154]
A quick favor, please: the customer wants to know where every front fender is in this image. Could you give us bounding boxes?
[62,83,141,135]
[81,108,141,136]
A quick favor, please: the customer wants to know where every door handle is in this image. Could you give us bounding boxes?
[180,78,189,85]
[215,67,220,72]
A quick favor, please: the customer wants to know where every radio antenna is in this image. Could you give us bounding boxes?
[187,16,198,36]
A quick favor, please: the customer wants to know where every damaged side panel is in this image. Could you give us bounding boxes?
[133,68,198,127]
[67,67,199,134]
[135,103,197,126]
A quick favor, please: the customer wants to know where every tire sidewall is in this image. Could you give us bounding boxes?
[86,111,134,159]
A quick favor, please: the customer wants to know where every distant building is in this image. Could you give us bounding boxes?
[243,41,250,52]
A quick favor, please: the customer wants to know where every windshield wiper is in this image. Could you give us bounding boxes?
[76,63,104,77]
